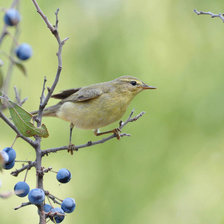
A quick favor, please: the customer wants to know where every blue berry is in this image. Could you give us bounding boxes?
[14,181,30,197]
[44,204,53,213]
[44,204,53,218]
[4,160,15,170]
[50,207,65,223]
[4,9,21,26]
[28,188,45,205]
[2,147,16,163]
[56,168,71,183]
[61,197,76,213]
[15,43,32,60]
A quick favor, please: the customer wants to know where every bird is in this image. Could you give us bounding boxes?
[32,76,156,148]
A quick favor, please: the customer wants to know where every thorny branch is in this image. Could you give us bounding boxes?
[194,9,224,23]
[14,202,32,210]
[11,161,36,177]
[30,1,68,223]
[31,0,69,127]
[41,110,145,156]
[45,191,63,205]
[14,86,28,106]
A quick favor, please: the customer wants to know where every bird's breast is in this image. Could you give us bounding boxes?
[56,93,131,130]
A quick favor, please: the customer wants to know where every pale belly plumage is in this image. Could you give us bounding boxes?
[56,95,130,130]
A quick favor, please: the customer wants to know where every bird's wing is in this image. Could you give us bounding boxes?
[63,87,103,102]
[51,88,81,99]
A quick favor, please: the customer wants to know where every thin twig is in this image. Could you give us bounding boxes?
[194,9,224,23]
[15,160,32,163]
[14,202,32,210]
[30,2,68,223]
[23,166,29,182]
[40,76,47,105]
[41,111,144,156]
[54,8,59,30]
[48,211,65,220]
[42,167,52,173]
[11,135,18,147]
[31,0,57,35]
[2,18,20,95]
[0,25,8,47]
[45,191,62,205]
[11,161,36,177]
[14,86,21,105]
[13,86,27,106]
[31,0,69,128]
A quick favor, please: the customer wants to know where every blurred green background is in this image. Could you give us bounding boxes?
[1,0,224,223]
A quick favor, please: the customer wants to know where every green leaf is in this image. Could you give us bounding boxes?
[13,61,27,76]
[7,100,49,138]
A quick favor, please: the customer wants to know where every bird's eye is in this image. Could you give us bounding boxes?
[130,81,137,86]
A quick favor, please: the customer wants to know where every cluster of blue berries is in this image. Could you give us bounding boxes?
[28,169,75,223]
[1,148,76,223]
[4,8,32,61]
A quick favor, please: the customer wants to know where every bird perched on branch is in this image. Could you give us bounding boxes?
[32,76,156,147]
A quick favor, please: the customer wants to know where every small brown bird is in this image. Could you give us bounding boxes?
[33,76,156,145]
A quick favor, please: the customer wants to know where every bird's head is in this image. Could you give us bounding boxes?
[114,76,156,96]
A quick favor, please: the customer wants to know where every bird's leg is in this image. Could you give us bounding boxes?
[68,123,76,154]
[94,128,121,140]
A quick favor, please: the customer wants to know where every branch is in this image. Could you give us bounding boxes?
[14,86,28,106]
[41,110,145,156]
[31,0,57,37]
[0,25,8,47]
[0,111,36,147]
[194,9,224,23]
[14,202,32,210]
[11,161,36,177]
[45,191,62,205]
[31,0,69,127]
[30,2,68,223]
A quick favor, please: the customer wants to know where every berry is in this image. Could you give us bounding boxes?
[0,151,9,163]
[44,204,53,218]
[4,160,15,170]
[28,188,45,205]
[14,181,30,197]
[15,43,32,60]
[50,207,65,223]
[44,204,53,213]
[56,168,71,183]
[4,9,21,26]
[61,197,76,213]
[2,147,16,163]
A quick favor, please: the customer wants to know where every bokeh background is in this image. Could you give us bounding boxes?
[1,0,224,223]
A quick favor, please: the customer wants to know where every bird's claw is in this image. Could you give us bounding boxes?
[113,128,121,140]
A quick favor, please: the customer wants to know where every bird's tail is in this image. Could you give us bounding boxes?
[30,103,61,117]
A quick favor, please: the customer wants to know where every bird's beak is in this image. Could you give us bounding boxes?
[142,83,157,89]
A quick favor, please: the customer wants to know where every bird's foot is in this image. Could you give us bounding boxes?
[113,128,121,140]
[94,128,121,140]
[67,144,77,155]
